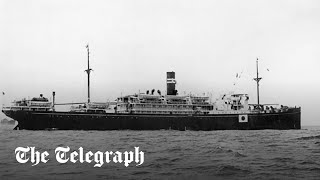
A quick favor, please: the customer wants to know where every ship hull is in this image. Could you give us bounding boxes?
[2,108,301,130]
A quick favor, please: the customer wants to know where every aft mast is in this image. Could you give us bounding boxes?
[253,58,262,109]
[85,44,93,103]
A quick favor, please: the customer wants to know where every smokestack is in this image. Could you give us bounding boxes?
[52,91,55,111]
[167,72,177,95]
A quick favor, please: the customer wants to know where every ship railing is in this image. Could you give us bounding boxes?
[88,104,109,109]
[190,97,209,100]
[247,104,295,113]
[191,104,211,106]
[130,103,193,107]
[210,108,296,114]
[166,102,187,104]
[2,106,12,111]
[70,108,106,113]
[2,105,52,111]
[131,108,194,111]
[131,106,193,110]
[165,95,189,99]
[130,109,194,114]
[130,110,194,114]
[28,102,52,107]
[210,110,253,114]
[140,100,162,104]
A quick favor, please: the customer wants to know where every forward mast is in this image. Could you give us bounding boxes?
[253,58,262,109]
[85,44,93,103]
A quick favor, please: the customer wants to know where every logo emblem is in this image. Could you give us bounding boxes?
[239,114,248,123]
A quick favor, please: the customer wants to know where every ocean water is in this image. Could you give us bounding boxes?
[0,123,320,180]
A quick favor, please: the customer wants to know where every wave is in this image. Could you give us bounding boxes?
[298,160,319,166]
[167,146,182,153]
[216,165,251,175]
[211,146,233,153]
[169,157,182,162]
[233,152,247,157]
[271,157,293,162]
[208,146,246,157]
[296,135,320,140]
[131,171,150,175]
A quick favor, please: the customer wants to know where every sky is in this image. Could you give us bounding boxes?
[0,0,319,125]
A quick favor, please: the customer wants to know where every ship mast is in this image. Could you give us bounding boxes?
[253,58,262,109]
[85,44,93,103]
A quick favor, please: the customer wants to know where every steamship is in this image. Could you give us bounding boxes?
[2,46,301,130]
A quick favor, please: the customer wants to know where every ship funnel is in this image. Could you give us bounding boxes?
[52,91,55,111]
[167,72,177,95]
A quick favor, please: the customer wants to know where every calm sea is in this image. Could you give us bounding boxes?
[0,123,319,180]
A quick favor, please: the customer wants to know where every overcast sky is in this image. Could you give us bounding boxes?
[0,0,319,125]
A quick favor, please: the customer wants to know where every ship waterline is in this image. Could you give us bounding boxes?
[3,108,300,130]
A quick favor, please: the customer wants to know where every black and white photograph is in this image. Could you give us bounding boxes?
[0,0,319,179]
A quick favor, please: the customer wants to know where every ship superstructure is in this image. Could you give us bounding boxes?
[115,72,213,115]
[2,94,52,112]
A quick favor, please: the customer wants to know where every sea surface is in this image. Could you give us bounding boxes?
[0,123,320,180]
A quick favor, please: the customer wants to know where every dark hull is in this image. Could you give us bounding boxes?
[2,108,301,130]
